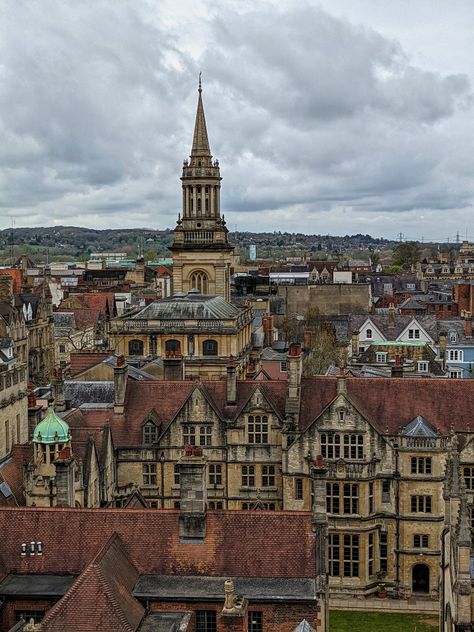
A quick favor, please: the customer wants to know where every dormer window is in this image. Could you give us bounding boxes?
[408,328,420,339]
[338,409,346,423]
[366,328,372,339]
[143,422,158,445]
[449,331,457,343]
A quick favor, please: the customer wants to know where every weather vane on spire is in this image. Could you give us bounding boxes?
[198,71,202,93]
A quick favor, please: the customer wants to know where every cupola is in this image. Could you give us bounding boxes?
[33,406,70,445]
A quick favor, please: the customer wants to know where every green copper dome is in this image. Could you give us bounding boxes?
[33,406,70,445]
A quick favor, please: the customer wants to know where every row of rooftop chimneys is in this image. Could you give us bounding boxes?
[112,347,304,415]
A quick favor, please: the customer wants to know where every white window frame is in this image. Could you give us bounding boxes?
[375,352,387,364]
[448,349,464,362]
[417,361,429,373]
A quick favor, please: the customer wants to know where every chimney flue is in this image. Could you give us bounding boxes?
[226,356,237,405]
[114,356,128,414]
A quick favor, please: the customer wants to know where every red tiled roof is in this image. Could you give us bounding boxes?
[70,351,112,377]
[0,444,33,507]
[55,307,100,330]
[41,534,144,632]
[0,269,22,294]
[300,376,474,434]
[0,508,315,578]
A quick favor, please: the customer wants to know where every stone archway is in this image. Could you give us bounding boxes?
[412,563,430,593]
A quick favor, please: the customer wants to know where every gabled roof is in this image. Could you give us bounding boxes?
[299,376,474,435]
[40,534,144,632]
[403,416,437,437]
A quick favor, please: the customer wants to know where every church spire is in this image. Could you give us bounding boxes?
[191,73,211,158]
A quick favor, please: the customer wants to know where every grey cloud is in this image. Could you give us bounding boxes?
[0,1,473,239]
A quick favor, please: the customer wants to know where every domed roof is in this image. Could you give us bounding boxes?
[33,406,70,444]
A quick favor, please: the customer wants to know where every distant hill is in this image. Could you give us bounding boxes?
[0,225,398,264]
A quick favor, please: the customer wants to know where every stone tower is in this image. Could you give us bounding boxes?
[170,78,233,301]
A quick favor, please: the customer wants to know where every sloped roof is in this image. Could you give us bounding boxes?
[131,294,242,321]
[0,508,315,578]
[403,416,437,437]
[0,444,32,507]
[349,314,438,341]
[70,351,113,376]
[299,376,474,434]
[64,381,114,407]
[40,534,144,632]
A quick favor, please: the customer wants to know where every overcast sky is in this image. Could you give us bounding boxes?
[1,0,474,240]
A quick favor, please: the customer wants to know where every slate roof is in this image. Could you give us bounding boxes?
[131,294,242,321]
[437,319,474,346]
[0,574,76,597]
[64,381,114,407]
[349,314,438,341]
[134,576,315,602]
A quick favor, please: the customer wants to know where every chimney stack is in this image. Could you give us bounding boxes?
[439,331,447,371]
[262,315,274,348]
[52,368,66,413]
[388,303,396,327]
[219,580,249,632]
[351,330,359,356]
[163,351,183,381]
[391,354,403,378]
[464,315,473,338]
[337,366,347,395]
[226,355,237,405]
[286,343,303,422]
[178,446,207,541]
[114,355,128,414]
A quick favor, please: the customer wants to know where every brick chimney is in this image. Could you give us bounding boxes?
[262,315,274,348]
[163,350,183,381]
[218,580,248,632]
[464,315,473,338]
[178,446,207,541]
[391,354,403,378]
[114,355,128,414]
[52,368,66,413]
[226,355,237,405]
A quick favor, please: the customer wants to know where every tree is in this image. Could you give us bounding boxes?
[392,242,420,269]
[303,328,340,376]
[279,314,304,344]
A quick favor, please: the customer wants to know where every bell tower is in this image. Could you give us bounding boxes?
[171,77,233,301]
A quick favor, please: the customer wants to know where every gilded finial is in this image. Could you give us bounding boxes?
[198,71,202,93]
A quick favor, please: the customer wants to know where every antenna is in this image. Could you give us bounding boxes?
[10,218,15,266]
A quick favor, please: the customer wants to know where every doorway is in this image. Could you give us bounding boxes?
[412,563,430,593]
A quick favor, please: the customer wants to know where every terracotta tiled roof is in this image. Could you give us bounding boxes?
[299,376,474,434]
[40,534,144,632]
[0,444,33,507]
[204,380,287,421]
[70,351,112,377]
[0,508,315,578]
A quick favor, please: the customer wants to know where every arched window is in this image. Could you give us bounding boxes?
[165,339,181,355]
[128,339,144,356]
[202,339,218,356]
[190,271,208,294]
